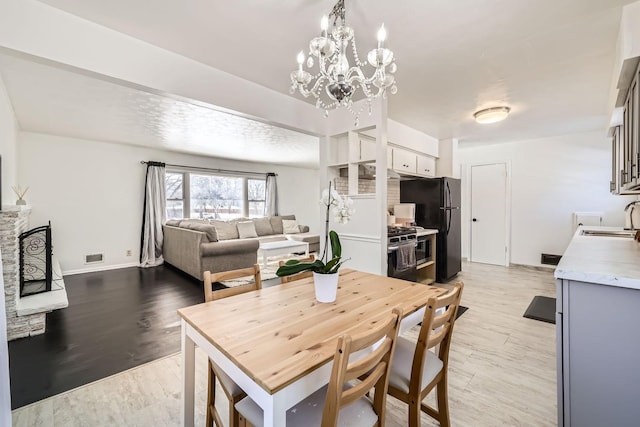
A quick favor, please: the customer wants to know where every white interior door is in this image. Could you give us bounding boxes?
[470,163,508,266]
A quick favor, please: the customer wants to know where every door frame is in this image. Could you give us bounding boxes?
[466,161,512,267]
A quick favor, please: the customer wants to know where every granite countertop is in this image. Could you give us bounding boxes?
[554,226,640,290]
[415,228,438,237]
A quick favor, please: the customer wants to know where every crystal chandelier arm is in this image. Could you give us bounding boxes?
[298,74,328,98]
[349,36,367,68]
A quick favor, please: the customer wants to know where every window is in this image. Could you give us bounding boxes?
[166,172,185,220]
[165,170,266,220]
[248,179,266,218]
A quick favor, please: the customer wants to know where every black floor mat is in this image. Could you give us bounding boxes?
[523,296,556,324]
[456,306,468,320]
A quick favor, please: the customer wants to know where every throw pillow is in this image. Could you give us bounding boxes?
[182,223,218,242]
[282,219,300,234]
[253,217,274,236]
[210,220,240,240]
[237,221,258,239]
[270,215,296,234]
[165,219,182,226]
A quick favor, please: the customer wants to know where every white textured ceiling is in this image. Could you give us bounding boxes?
[0,54,319,168]
[32,0,635,146]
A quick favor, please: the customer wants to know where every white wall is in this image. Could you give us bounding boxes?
[0,74,18,206]
[437,138,459,178]
[459,131,635,267]
[387,120,439,157]
[18,132,319,274]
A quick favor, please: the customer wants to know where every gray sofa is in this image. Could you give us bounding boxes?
[162,215,319,280]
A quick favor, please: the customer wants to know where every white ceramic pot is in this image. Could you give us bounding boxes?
[313,272,339,303]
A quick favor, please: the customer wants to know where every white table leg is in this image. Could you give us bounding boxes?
[263,396,288,427]
[181,320,195,427]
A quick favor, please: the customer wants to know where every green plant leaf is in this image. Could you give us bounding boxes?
[329,230,341,260]
[276,260,325,277]
[323,257,340,273]
[327,258,349,274]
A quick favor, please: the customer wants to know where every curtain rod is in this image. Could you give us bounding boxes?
[140,161,276,177]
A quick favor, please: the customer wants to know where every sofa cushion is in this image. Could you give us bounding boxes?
[210,220,240,240]
[165,219,182,226]
[179,219,209,226]
[282,219,300,234]
[269,215,295,235]
[253,217,274,236]
[182,223,218,242]
[237,221,258,239]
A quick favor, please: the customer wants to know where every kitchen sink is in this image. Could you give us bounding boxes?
[580,230,636,238]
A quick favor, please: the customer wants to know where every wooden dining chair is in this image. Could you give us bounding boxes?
[204,264,262,427]
[386,281,464,427]
[278,254,315,284]
[234,307,404,427]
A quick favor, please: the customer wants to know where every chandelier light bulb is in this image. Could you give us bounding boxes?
[321,15,329,37]
[377,24,386,49]
[296,51,305,71]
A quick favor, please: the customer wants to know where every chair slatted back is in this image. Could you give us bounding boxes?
[321,307,403,427]
[204,264,262,303]
[412,282,464,391]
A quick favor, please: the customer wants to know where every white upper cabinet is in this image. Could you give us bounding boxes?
[392,148,417,174]
[359,137,376,162]
[416,154,436,177]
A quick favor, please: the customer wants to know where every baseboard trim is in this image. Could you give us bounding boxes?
[63,262,140,276]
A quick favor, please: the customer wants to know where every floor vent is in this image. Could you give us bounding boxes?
[541,253,562,266]
[85,253,104,264]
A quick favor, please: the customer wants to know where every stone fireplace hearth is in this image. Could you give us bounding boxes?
[0,206,67,340]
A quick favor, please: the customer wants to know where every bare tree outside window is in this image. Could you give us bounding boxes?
[166,173,184,219]
[190,175,243,219]
[248,179,266,218]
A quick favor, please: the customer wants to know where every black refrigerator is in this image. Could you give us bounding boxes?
[400,177,461,282]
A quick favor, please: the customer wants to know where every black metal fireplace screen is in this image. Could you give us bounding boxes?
[19,223,52,297]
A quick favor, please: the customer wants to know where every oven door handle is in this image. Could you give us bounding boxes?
[388,243,417,252]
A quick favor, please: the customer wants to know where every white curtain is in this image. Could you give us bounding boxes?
[265,173,278,216]
[140,162,166,267]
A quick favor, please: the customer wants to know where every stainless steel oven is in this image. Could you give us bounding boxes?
[416,235,432,266]
[387,227,417,281]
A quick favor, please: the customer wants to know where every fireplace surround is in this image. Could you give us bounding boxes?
[1,206,67,340]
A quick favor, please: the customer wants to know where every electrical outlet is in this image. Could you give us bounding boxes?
[126,249,132,257]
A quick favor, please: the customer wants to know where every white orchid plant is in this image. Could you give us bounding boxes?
[276,182,354,276]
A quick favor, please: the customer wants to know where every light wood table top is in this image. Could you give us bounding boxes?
[178,269,445,394]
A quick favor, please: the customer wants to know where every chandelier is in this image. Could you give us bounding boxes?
[289,0,397,123]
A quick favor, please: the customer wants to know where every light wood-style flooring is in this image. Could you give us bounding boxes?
[12,262,557,426]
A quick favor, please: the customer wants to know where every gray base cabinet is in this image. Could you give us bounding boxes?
[556,279,640,427]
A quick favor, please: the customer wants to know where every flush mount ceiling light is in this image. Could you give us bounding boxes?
[289,0,397,125]
[473,106,511,124]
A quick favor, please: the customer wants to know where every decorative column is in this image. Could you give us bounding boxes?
[0,206,46,340]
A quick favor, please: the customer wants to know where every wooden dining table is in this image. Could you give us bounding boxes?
[178,268,446,427]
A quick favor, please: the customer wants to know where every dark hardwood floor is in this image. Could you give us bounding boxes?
[8,265,204,409]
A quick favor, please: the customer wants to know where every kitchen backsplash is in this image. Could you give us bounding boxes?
[334,177,400,211]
